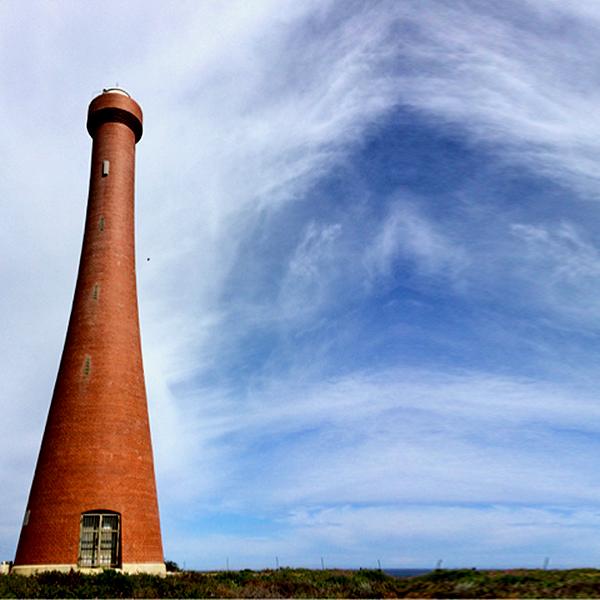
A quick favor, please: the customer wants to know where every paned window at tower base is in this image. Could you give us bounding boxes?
[78,512,120,568]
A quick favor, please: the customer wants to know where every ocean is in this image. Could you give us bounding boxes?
[383,569,431,578]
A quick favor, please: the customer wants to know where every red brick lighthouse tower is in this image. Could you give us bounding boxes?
[13,89,165,575]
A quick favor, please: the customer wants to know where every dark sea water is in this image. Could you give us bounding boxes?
[384,569,430,578]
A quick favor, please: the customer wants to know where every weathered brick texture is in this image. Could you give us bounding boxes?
[14,91,164,568]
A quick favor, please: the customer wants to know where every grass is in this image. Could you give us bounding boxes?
[4,567,600,598]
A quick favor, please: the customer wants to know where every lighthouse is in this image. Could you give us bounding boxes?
[13,89,165,575]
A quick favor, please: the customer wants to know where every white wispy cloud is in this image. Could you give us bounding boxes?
[392,0,600,194]
[364,202,468,281]
[0,0,413,562]
[160,363,600,568]
[6,0,600,569]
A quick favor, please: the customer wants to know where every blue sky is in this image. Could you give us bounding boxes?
[5,0,600,570]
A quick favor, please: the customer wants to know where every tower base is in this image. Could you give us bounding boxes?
[11,563,166,576]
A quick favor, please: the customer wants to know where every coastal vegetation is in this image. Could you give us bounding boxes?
[4,567,600,598]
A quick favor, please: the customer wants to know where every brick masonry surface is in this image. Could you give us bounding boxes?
[14,92,164,568]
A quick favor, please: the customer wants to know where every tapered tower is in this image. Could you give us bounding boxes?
[13,89,165,575]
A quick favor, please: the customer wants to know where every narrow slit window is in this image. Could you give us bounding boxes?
[98,216,105,231]
[78,511,120,568]
[102,160,110,177]
[92,284,100,301]
[83,355,91,377]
